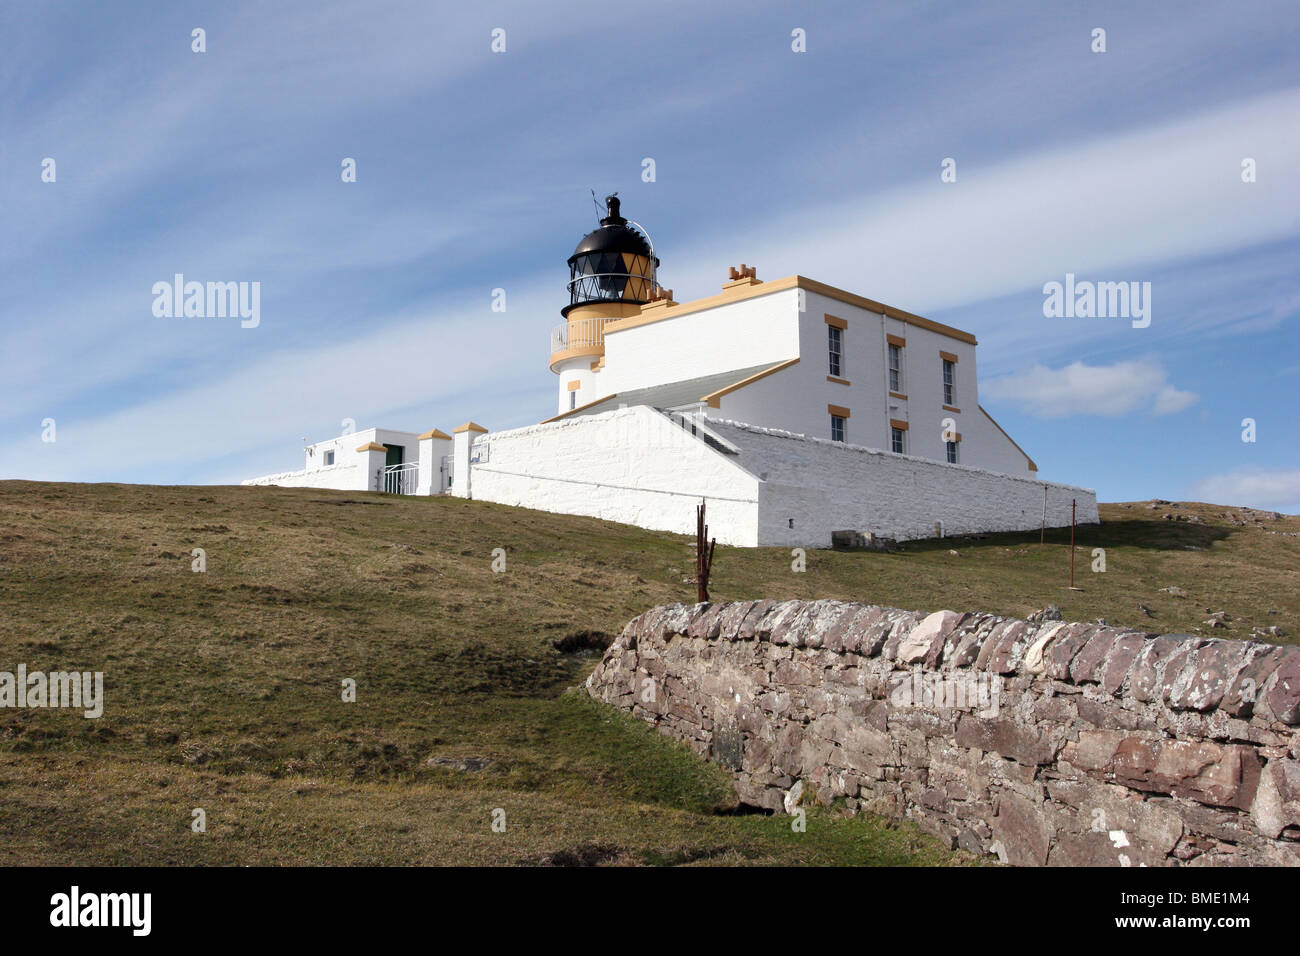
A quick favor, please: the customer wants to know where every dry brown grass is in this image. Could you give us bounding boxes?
[0,481,1294,865]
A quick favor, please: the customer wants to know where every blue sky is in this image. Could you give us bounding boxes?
[2,0,1297,511]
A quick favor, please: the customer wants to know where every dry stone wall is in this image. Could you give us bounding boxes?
[586,600,1300,866]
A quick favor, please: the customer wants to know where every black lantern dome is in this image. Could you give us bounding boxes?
[562,195,659,317]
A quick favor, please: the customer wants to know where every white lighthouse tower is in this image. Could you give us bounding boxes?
[548,195,659,415]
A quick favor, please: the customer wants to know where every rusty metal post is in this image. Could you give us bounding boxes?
[696,503,706,603]
[1069,498,1076,589]
[696,501,716,603]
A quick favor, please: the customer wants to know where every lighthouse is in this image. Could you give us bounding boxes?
[548,195,659,415]
[250,192,1081,547]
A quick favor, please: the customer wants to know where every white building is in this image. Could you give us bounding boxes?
[245,426,449,495]
[245,196,1097,546]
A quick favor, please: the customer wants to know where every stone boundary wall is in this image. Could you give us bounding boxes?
[586,600,1300,866]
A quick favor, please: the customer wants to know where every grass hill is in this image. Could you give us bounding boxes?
[0,481,1295,865]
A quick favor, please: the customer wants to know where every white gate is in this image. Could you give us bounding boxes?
[382,461,419,495]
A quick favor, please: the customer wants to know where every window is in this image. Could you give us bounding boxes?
[946,440,958,464]
[831,414,846,442]
[943,359,955,406]
[324,450,335,466]
[891,427,906,454]
[569,390,577,410]
[888,344,902,393]
[828,325,843,378]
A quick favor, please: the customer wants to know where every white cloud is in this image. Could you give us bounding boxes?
[3,10,1294,489]
[981,360,1197,418]
[0,275,560,485]
[1188,469,1300,512]
[1152,384,1199,416]
[663,86,1300,335]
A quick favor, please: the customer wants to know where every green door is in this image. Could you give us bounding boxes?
[384,444,404,467]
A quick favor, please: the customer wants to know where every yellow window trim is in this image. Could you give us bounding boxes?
[940,350,959,364]
[827,375,850,386]
[943,404,961,413]
[889,419,909,431]
[566,379,581,391]
[886,333,907,348]
[828,404,851,419]
[889,391,908,400]
[825,314,848,330]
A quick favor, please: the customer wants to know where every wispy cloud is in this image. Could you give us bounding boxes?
[981,360,1197,418]
[2,0,1297,509]
[1188,468,1300,512]
[3,277,559,484]
[663,86,1300,323]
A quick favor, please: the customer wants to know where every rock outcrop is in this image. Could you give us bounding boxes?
[586,600,1300,866]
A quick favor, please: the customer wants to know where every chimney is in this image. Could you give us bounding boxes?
[724,263,760,289]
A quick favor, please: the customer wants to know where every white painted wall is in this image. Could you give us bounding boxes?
[703,287,899,444]
[241,462,363,490]
[707,419,1098,548]
[417,434,453,495]
[600,287,801,394]
[709,362,813,437]
[555,356,601,416]
[451,426,482,498]
[456,405,1090,550]
[243,426,422,492]
[243,405,1093,551]
[587,283,1031,477]
[873,312,1027,472]
[794,290,891,449]
[464,406,762,546]
[956,407,1037,475]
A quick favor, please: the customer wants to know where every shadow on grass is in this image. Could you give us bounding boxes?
[887,517,1234,555]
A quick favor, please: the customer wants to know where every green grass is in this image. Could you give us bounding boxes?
[0,481,1294,865]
